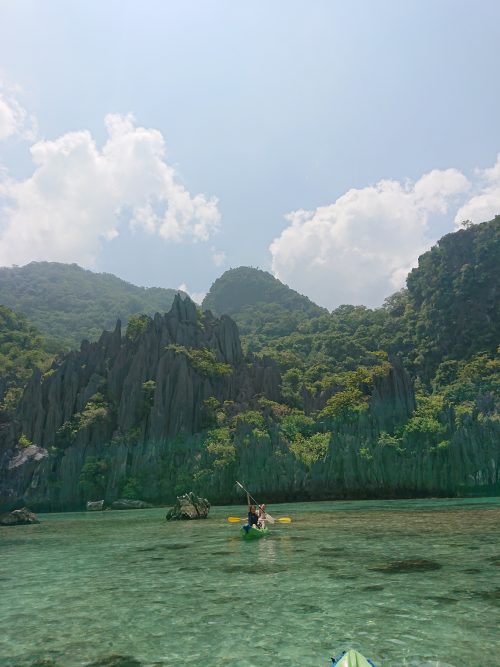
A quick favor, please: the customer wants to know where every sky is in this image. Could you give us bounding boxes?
[0,0,499,309]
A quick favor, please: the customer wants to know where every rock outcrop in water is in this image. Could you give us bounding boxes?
[86,500,104,511]
[0,507,39,525]
[165,491,210,520]
[0,294,499,512]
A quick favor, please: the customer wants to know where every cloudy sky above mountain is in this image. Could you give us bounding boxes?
[0,1,499,308]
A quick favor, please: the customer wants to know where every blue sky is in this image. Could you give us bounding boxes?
[0,1,499,308]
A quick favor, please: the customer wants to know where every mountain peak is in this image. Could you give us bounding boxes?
[202,266,325,318]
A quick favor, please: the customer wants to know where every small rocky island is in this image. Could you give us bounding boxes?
[0,507,39,526]
[165,492,210,520]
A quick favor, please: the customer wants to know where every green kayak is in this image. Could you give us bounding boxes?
[331,650,376,667]
[240,525,269,540]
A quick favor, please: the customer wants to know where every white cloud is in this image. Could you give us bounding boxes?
[270,168,469,309]
[454,153,500,226]
[0,113,220,267]
[211,248,226,267]
[0,83,37,141]
[177,283,205,305]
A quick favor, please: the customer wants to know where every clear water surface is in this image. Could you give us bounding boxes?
[1,498,499,667]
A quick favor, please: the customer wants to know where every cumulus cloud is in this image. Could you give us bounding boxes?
[0,113,220,266]
[270,169,469,309]
[0,83,37,141]
[455,153,500,226]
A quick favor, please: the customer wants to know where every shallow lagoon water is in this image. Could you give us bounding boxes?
[1,497,499,667]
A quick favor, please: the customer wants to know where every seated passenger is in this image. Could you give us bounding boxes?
[258,503,267,529]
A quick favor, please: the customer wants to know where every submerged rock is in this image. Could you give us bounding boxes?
[165,491,210,520]
[111,499,153,510]
[86,500,105,511]
[0,507,39,526]
[369,559,442,573]
[86,655,142,667]
[479,588,500,600]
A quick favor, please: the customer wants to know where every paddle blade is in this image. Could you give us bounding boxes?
[277,517,292,523]
[227,517,242,523]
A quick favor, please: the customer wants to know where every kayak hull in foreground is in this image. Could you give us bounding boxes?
[332,650,376,667]
[240,526,269,540]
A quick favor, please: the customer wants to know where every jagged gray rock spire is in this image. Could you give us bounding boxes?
[0,296,280,511]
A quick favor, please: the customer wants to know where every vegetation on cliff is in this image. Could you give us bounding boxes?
[221,220,500,435]
[403,218,500,380]
[0,306,51,417]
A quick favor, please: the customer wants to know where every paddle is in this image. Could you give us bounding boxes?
[235,480,278,524]
[227,516,291,524]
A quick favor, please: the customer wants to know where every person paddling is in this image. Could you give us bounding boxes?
[243,494,259,533]
[248,504,259,526]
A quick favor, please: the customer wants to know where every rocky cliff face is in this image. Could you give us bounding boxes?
[1,295,498,511]
[0,296,280,510]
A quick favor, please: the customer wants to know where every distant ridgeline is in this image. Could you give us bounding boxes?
[0,218,499,510]
[0,262,182,350]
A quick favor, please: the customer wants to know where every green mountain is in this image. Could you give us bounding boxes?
[1,219,499,510]
[202,266,327,348]
[0,262,182,350]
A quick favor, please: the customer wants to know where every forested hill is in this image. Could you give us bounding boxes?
[403,218,500,381]
[202,267,327,345]
[0,262,182,350]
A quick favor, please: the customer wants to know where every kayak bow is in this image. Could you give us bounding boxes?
[332,650,376,667]
[240,525,269,540]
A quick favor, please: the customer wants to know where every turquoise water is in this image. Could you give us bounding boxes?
[1,498,499,667]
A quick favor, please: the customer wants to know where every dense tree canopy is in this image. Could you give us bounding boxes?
[404,217,500,380]
[0,262,182,350]
[200,219,500,428]
[0,305,51,416]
